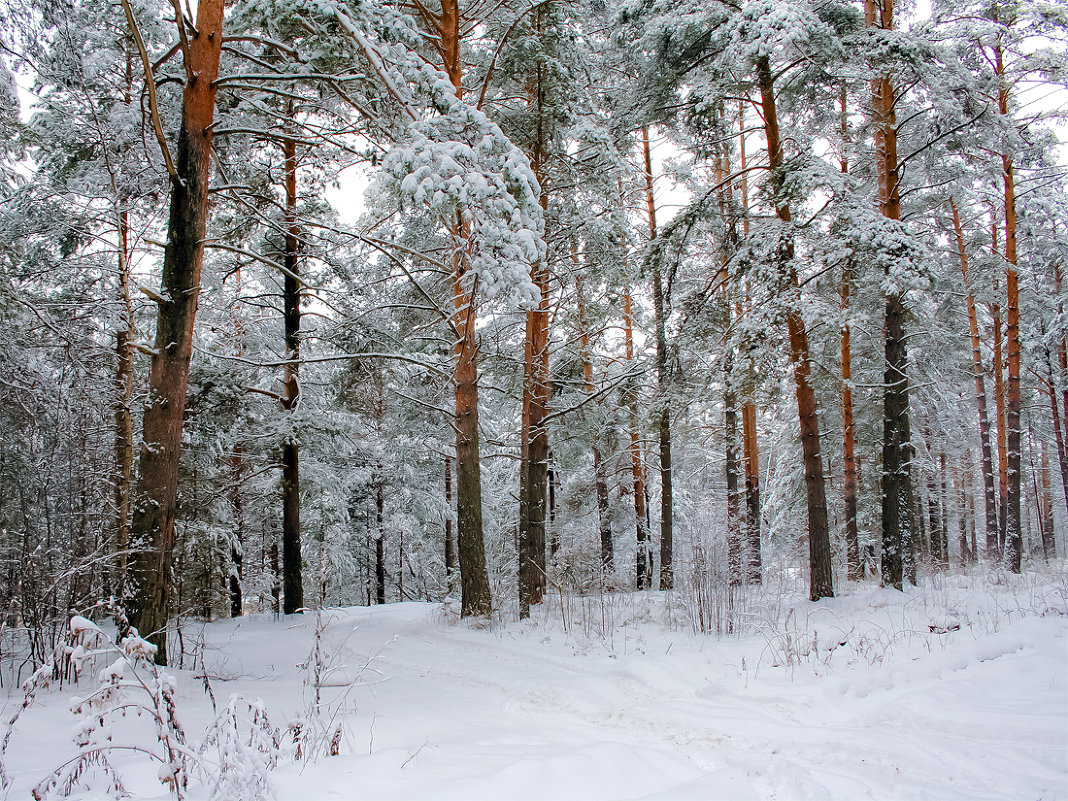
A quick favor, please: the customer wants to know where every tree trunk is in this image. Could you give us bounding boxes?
[376,475,385,605]
[737,106,762,584]
[992,291,1009,556]
[518,39,551,616]
[127,0,224,664]
[444,455,456,590]
[742,402,762,583]
[452,255,491,617]
[577,275,612,570]
[756,55,833,601]
[956,462,970,568]
[229,443,245,618]
[441,0,491,617]
[841,263,861,580]
[1040,440,1056,559]
[1042,346,1068,523]
[623,287,650,589]
[641,128,674,591]
[867,0,915,590]
[838,91,861,581]
[999,66,1023,571]
[280,117,303,615]
[950,197,1000,558]
[114,210,134,591]
[725,353,743,587]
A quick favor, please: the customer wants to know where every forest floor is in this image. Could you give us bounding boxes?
[2,565,1067,800]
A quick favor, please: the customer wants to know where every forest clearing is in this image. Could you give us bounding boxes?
[3,569,1067,800]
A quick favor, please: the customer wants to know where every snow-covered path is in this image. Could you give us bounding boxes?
[3,577,1067,800]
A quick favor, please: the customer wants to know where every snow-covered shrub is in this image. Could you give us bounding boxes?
[32,617,194,800]
[199,696,281,801]
[30,614,288,801]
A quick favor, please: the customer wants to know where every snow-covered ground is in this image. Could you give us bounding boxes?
[3,567,1067,800]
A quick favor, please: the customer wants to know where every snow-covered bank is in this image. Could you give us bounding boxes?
[3,568,1067,800]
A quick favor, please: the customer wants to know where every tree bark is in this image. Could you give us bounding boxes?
[376,474,386,605]
[992,291,1009,556]
[755,55,833,601]
[518,30,551,616]
[838,90,861,581]
[641,128,674,591]
[444,455,456,590]
[623,287,650,589]
[725,352,743,587]
[440,0,492,617]
[867,0,915,590]
[737,105,762,584]
[950,197,1000,558]
[841,263,861,580]
[280,114,303,615]
[997,30,1022,571]
[114,210,134,592]
[577,275,613,571]
[127,0,224,664]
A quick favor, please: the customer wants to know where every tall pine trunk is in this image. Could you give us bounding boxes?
[996,31,1023,572]
[280,114,303,614]
[868,0,915,590]
[114,209,134,592]
[737,105,762,584]
[838,89,861,581]
[441,0,492,617]
[444,456,456,591]
[950,197,1000,558]
[992,290,1009,555]
[841,263,861,580]
[641,129,674,591]
[127,0,225,664]
[623,287,650,589]
[518,18,552,616]
[755,55,833,601]
[577,275,613,570]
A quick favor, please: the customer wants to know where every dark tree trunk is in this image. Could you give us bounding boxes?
[114,210,134,592]
[725,360,743,587]
[453,269,491,616]
[444,455,456,589]
[548,454,560,559]
[881,294,913,590]
[376,476,385,605]
[641,128,674,591]
[438,0,492,618]
[623,288,650,589]
[737,107,762,585]
[867,0,915,591]
[577,276,612,570]
[127,0,224,664]
[742,402,762,583]
[280,120,303,615]
[1002,155,1023,572]
[956,463,970,568]
[229,443,245,618]
[992,295,1009,555]
[756,56,833,601]
[951,197,1000,558]
[927,454,945,569]
[841,263,861,580]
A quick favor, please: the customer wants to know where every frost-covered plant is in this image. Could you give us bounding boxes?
[290,609,375,762]
[198,696,281,801]
[29,615,295,801]
[32,616,193,800]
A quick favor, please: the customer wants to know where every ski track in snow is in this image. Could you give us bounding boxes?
[3,583,1067,801]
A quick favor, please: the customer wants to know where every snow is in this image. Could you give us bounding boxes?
[3,569,1067,800]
